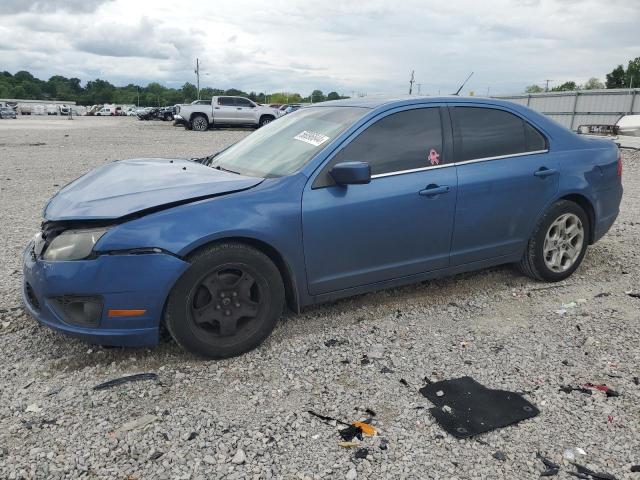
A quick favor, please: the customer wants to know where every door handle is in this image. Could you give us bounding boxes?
[236,107,242,110]
[419,185,451,197]
[533,167,557,178]
[214,107,220,109]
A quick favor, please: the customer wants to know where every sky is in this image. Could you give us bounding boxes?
[0,0,638,96]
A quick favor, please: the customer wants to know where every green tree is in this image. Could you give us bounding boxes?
[310,90,325,102]
[606,65,626,89]
[583,77,604,90]
[551,81,578,92]
[326,91,340,100]
[524,84,544,93]
[626,57,640,87]
[181,82,198,102]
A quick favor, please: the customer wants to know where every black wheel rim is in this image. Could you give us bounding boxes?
[188,264,266,339]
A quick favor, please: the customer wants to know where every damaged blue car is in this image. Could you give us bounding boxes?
[23,97,623,358]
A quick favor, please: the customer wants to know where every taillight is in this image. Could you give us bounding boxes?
[617,149,623,178]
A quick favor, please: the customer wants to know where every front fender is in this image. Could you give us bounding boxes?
[96,174,308,298]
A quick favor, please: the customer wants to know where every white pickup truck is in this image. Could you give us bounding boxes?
[174,96,281,131]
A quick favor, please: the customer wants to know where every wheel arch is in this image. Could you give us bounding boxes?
[259,114,275,123]
[189,111,209,121]
[183,236,300,313]
[558,193,596,244]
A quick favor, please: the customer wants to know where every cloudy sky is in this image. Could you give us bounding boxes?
[0,0,638,96]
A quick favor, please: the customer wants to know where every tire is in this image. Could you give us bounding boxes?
[191,114,209,131]
[164,242,285,358]
[259,115,274,127]
[518,200,590,282]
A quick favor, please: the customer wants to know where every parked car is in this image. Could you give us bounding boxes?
[283,104,302,114]
[0,107,17,119]
[22,97,623,358]
[46,104,58,115]
[173,96,281,131]
[95,106,114,116]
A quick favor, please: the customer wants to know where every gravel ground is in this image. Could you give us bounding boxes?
[0,116,638,480]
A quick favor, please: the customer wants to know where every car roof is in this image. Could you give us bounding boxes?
[313,95,532,110]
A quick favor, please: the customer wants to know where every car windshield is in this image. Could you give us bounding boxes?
[211,106,367,178]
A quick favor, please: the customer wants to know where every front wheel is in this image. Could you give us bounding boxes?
[518,200,589,282]
[258,115,274,127]
[164,243,285,358]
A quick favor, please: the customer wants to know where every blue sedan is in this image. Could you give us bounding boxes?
[22,97,623,358]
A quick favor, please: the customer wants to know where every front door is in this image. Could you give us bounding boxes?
[235,97,257,124]
[302,106,457,295]
[449,105,559,265]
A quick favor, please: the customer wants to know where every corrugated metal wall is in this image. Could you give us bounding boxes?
[495,89,640,130]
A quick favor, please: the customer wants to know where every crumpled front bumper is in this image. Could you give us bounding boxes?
[173,114,189,128]
[22,242,189,347]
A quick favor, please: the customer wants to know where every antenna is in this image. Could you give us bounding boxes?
[453,72,474,96]
[409,70,415,95]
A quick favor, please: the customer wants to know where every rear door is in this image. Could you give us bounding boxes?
[449,105,558,265]
[235,97,258,124]
[302,106,457,295]
[214,97,238,123]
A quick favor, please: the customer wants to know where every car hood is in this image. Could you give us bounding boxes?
[44,158,263,221]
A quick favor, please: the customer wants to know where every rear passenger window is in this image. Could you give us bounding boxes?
[452,107,546,162]
[218,97,235,106]
[332,108,444,176]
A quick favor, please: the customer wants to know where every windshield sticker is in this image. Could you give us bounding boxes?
[294,131,330,147]
[428,148,440,165]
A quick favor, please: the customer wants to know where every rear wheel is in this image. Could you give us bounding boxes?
[518,200,589,282]
[164,243,284,358]
[191,114,209,131]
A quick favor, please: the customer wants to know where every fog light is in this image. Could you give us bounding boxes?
[50,296,103,327]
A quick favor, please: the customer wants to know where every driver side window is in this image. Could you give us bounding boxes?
[313,107,444,188]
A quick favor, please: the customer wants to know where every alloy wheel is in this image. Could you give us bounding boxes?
[543,213,584,272]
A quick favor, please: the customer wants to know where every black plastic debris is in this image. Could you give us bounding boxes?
[187,432,198,441]
[573,463,618,480]
[325,339,346,347]
[380,366,394,374]
[634,377,639,386]
[150,451,164,460]
[365,408,377,417]
[399,378,410,388]
[339,424,363,442]
[630,465,640,472]
[361,355,371,365]
[307,410,349,426]
[537,452,560,477]
[93,373,158,391]
[560,386,592,395]
[594,292,610,298]
[355,448,368,459]
[379,438,389,450]
[627,292,640,299]
[493,451,506,461]
[419,376,539,439]
[541,468,560,477]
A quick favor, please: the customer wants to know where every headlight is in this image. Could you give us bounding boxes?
[42,228,108,261]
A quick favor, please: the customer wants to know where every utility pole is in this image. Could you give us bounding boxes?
[195,58,200,100]
[544,79,552,92]
[136,86,139,107]
[409,70,415,95]
[416,83,422,95]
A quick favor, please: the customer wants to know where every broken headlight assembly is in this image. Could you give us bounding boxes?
[42,228,108,261]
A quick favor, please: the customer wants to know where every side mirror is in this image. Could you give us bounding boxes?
[330,161,371,185]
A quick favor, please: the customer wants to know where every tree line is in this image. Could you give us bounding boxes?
[524,56,640,93]
[0,70,348,106]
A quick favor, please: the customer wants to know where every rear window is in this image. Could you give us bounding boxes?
[452,107,547,162]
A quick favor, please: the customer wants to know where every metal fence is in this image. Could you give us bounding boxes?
[494,88,639,130]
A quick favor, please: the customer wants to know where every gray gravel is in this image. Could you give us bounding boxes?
[1,116,639,479]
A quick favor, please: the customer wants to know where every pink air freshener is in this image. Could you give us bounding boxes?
[428,148,440,165]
